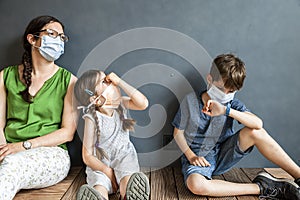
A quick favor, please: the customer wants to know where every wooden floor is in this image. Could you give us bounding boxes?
[14,167,294,200]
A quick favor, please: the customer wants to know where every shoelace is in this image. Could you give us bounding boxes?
[258,187,280,200]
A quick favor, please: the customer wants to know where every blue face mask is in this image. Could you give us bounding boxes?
[38,35,64,61]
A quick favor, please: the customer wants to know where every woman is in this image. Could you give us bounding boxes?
[0,15,77,199]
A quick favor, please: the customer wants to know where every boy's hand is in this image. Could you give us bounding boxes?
[188,155,211,167]
[202,100,226,117]
[105,72,121,86]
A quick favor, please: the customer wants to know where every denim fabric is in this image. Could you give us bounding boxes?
[181,131,253,181]
[172,92,251,181]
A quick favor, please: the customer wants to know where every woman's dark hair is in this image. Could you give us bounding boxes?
[21,15,64,103]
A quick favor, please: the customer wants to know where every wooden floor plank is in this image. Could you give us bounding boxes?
[240,168,263,181]
[14,194,62,200]
[150,167,178,200]
[208,196,237,200]
[14,167,287,200]
[173,167,207,200]
[264,168,294,179]
[61,167,86,200]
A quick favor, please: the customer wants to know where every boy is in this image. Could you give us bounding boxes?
[172,54,300,199]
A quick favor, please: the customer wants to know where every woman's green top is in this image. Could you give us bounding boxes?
[3,65,71,150]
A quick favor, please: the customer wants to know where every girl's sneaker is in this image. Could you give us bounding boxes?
[125,172,150,200]
[77,184,107,200]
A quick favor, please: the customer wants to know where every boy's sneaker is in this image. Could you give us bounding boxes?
[253,172,300,200]
[76,184,107,200]
[125,172,150,200]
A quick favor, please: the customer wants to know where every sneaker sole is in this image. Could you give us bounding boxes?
[76,184,107,200]
[257,171,299,188]
[126,172,150,200]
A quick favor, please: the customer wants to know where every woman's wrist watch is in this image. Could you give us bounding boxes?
[22,140,32,150]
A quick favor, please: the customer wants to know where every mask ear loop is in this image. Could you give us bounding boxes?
[31,34,41,45]
[77,89,102,114]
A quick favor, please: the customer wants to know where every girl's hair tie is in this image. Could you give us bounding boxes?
[77,89,102,114]
[85,89,94,96]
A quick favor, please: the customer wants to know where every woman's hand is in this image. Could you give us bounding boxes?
[0,142,23,161]
[188,155,211,167]
[105,72,121,86]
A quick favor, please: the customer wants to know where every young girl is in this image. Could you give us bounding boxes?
[75,70,150,200]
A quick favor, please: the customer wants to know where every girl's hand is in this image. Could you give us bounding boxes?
[202,100,226,117]
[0,143,23,161]
[104,167,119,192]
[188,155,211,167]
[105,72,121,86]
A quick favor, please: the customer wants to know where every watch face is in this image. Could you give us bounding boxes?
[23,141,32,150]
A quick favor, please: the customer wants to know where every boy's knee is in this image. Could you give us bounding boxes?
[186,174,210,195]
[250,128,268,140]
[240,127,268,143]
[241,127,268,141]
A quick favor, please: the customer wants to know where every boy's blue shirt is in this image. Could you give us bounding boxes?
[172,91,249,156]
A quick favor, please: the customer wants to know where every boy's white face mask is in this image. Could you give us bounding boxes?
[99,84,122,109]
[207,84,235,104]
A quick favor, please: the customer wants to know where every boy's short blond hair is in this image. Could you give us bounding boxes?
[210,54,246,91]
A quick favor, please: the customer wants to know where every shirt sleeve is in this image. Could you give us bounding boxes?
[231,98,250,113]
[172,94,191,130]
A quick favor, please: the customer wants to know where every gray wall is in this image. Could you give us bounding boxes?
[1,0,299,168]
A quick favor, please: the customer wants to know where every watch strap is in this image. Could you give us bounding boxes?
[225,103,231,116]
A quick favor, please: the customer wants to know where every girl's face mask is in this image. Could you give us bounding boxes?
[78,84,121,114]
[98,84,122,109]
[207,84,236,104]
